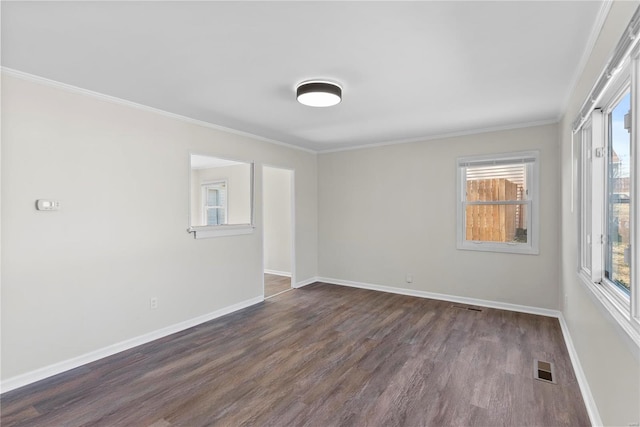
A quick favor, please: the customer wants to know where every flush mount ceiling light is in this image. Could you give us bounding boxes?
[296,80,342,107]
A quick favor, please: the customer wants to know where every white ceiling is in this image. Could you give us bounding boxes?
[1,1,606,152]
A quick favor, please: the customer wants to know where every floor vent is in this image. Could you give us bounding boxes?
[451,304,483,312]
[534,359,556,384]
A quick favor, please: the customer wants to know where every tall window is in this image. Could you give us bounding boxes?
[577,58,638,344]
[579,121,593,276]
[606,91,632,296]
[580,84,632,301]
[457,151,539,254]
[202,181,227,226]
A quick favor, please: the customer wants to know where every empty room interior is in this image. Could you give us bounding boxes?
[1,1,640,426]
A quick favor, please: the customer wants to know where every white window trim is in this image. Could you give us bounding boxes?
[202,180,228,226]
[632,47,640,336]
[193,179,255,238]
[575,44,640,349]
[188,223,254,239]
[579,120,593,278]
[456,150,540,255]
[579,271,640,348]
[602,84,632,308]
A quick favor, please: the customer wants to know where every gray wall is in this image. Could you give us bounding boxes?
[1,73,318,380]
[3,4,639,422]
[263,166,292,275]
[318,123,559,309]
[559,2,640,425]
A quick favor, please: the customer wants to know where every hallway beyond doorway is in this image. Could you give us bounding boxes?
[264,273,291,298]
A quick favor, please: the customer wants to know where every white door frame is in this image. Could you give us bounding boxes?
[261,164,295,297]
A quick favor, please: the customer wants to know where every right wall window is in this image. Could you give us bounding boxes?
[605,90,632,297]
[578,55,639,344]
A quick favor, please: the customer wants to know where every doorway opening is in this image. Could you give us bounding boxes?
[263,165,294,299]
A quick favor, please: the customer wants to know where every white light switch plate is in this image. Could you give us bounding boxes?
[36,199,60,211]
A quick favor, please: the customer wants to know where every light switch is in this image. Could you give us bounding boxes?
[36,199,60,211]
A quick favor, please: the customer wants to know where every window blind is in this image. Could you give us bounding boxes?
[458,157,536,168]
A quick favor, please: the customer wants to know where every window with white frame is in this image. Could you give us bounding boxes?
[457,151,539,255]
[579,120,593,277]
[575,21,639,345]
[202,181,227,226]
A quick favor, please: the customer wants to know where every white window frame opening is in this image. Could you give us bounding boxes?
[202,180,228,226]
[456,150,540,255]
[575,37,640,347]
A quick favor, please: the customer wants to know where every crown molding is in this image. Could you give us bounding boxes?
[317,119,558,154]
[0,67,562,156]
[1,67,317,155]
[558,0,613,122]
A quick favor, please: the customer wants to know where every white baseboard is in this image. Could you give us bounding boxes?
[3,276,601,427]
[558,314,603,427]
[0,296,264,394]
[317,276,601,426]
[317,277,560,317]
[294,276,318,289]
[264,269,292,277]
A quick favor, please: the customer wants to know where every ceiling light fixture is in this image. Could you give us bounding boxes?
[296,80,342,107]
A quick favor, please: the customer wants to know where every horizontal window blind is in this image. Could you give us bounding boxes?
[458,157,536,168]
[466,164,526,185]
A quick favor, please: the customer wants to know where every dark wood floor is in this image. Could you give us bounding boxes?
[1,283,590,426]
[264,273,291,298]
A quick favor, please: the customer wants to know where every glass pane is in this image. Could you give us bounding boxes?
[465,204,527,243]
[218,188,226,207]
[207,188,219,206]
[581,126,592,271]
[605,91,631,295]
[206,207,226,225]
[206,208,219,225]
[466,164,526,201]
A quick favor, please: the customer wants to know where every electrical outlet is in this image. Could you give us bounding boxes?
[150,297,158,310]
[406,274,413,284]
[564,294,569,310]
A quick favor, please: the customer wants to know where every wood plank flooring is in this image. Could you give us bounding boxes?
[1,283,590,426]
[264,273,291,298]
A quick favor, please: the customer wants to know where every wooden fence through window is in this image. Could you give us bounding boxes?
[466,178,525,242]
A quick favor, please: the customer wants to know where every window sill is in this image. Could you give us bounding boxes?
[578,271,640,350]
[457,241,539,255]
[188,224,254,239]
